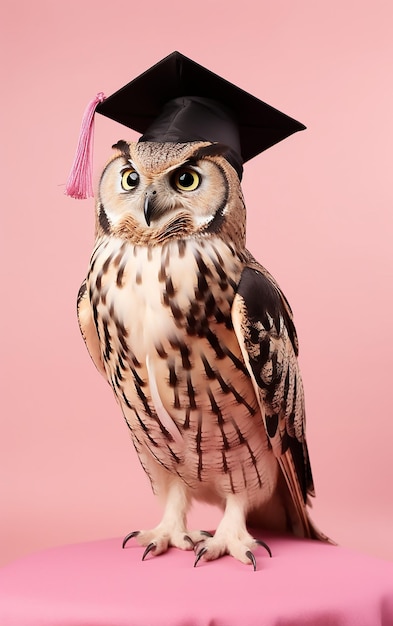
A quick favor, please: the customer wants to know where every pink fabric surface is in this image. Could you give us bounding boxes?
[1,534,393,626]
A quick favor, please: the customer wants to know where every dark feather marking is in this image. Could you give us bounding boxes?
[131,353,141,368]
[187,373,197,409]
[102,319,112,360]
[222,451,229,473]
[114,249,125,268]
[266,414,279,438]
[116,263,126,288]
[158,246,170,282]
[223,347,250,377]
[229,470,236,494]
[190,301,200,316]
[167,445,181,464]
[241,464,248,489]
[183,407,191,429]
[186,313,198,336]
[165,276,175,297]
[136,271,142,285]
[95,270,103,291]
[204,293,216,317]
[194,250,213,277]
[115,317,128,339]
[170,300,184,322]
[206,329,225,359]
[98,204,111,234]
[169,363,177,387]
[118,352,126,371]
[170,339,192,370]
[77,281,87,306]
[134,381,153,417]
[211,255,227,280]
[214,308,225,324]
[201,353,216,380]
[226,242,236,256]
[134,382,174,441]
[155,343,168,359]
[230,418,246,445]
[113,370,122,390]
[178,239,186,258]
[228,277,238,291]
[118,332,129,355]
[287,436,311,501]
[195,273,209,299]
[100,290,107,306]
[115,363,124,382]
[283,367,291,408]
[174,387,180,410]
[215,372,230,393]
[102,253,114,274]
[246,441,262,488]
[147,445,172,472]
[227,382,256,415]
[122,390,133,409]
[131,366,145,388]
[196,413,203,480]
[288,376,297,432]
[208,388,229,450]
[281,430,290,454]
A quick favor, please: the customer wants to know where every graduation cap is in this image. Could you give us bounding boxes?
[66,51,305,199]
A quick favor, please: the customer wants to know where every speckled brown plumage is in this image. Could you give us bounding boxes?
[77,140,330,567]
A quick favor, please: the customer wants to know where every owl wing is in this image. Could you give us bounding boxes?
[231,256,323,539]
[77,280,106,378]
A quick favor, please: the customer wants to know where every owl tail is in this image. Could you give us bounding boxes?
[65,92,106,200]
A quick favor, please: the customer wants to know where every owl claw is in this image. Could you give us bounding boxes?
[255,539,272,558]
[246,550,257,571]
[183,534,195,547]
[122,530,140,549]
[194,547,208,567]
[142,542,156,561]
[200,530,214,537]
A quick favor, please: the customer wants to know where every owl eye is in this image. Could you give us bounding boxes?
[172,168,200,192]
[121,168,140,191]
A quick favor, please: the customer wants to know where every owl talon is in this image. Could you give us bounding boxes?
[246,550,257,571]
[194,547,208,567]
[255,539,272,558]
[200,530,214,537]
[122,530,140,549]
[184,534,195,548]
[142,542,156,561]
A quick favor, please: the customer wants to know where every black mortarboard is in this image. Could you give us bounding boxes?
[66,51,305,198]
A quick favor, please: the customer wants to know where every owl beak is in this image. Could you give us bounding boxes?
[144,191,157,227]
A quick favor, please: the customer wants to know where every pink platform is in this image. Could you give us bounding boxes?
[1,533,393,626]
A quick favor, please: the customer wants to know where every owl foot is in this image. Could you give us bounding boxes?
[122,528,209,558]
[193,532,272,570]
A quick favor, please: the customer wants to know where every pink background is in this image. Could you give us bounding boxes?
[1,1,392,567]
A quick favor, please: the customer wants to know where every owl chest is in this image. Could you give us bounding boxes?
[87,236,271,493]
[88,236,242,356]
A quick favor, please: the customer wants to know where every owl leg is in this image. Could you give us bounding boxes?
[193,494,272,570]
[123,476,202,557]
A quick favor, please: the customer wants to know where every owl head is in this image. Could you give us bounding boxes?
[96,139,247,248]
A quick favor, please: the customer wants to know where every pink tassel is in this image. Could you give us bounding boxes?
[65,92,106,199]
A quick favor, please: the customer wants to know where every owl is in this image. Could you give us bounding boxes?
[77,137,328,569]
